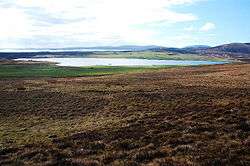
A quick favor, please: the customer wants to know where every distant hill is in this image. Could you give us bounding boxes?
[192,43,250,59]
[151,43,250,60]
[0,43,249,60]
[207,43,250,54]
[148,45,210,53]
[183,45,211,50]
[88,45,162,51]
[0,45,163,52]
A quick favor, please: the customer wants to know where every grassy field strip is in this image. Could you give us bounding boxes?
[0,63,176,78]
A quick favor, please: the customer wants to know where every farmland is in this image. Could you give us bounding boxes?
[0,62,167,78]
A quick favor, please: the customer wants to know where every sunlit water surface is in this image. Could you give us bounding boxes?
[16,58,228,67]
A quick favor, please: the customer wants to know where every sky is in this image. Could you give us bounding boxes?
[0,0,249,48]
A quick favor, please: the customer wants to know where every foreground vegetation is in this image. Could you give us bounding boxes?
[0,63,249,165]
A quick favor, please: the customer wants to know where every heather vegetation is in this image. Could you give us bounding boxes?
[0,63,249,165]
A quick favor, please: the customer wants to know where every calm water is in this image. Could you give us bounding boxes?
[16,58,227,67]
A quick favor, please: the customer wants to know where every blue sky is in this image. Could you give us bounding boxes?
[0,0,249,48]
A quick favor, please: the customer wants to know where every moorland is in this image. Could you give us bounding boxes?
[0,46,249,165]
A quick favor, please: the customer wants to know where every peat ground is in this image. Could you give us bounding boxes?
[0,63,249,165]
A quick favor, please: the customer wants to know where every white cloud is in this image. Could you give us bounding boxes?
[0,8,33,38]
[184,26,195,31]
[200,22,216,32]
[0,0,202,48]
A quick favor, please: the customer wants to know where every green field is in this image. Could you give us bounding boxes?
[0,63,169,78]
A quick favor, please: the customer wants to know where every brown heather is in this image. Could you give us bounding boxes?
[0,63,249,165]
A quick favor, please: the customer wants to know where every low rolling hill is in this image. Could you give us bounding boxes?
[188,43,250,60]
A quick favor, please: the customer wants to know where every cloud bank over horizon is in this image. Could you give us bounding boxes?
[0,0,249,48]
